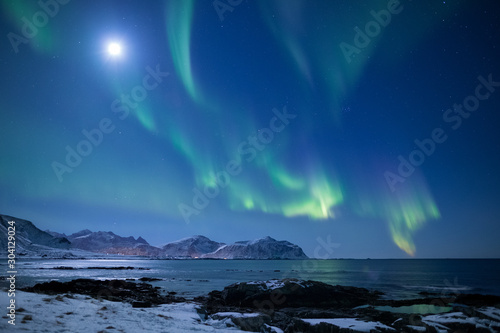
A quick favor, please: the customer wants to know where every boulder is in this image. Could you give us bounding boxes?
[22,278,184,306]
[207,279,383,312]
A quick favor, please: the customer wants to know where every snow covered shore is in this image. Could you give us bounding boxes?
[2,278,500,332]
[0,291,248,332]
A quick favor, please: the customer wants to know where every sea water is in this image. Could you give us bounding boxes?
[2,259,499,299]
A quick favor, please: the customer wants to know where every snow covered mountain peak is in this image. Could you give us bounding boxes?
[1,214,308,259]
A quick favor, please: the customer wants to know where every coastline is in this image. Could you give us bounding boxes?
[2,277,499,332]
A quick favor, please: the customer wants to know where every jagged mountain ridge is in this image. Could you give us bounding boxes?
[202,236,308,259]
[65,229,163,256]
[161,235,225,258]
[1,214,308,259]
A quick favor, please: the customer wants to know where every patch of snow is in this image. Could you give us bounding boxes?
[423,312,477,325]
[265,280,285,290]
[407,325,427,332]
[422,311,500,333]
[245,279,313,291]
[391,317,402,325]
[478,307,500,321]
[0,291,247,332]
[264,323,284,333]
[205,316,238,329]
[246,281,263,285]
[74,234,91,239]
[302,318,395,332]
[245,279,288,290]
[214,244,227,252]
[214,312,261,318]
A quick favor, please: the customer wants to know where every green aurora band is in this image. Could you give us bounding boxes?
[160,1,441,255]
[2,0,58,54]
[97,0,444,257]
[166,0,199,104]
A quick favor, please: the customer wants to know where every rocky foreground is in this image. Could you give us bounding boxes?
[18,278,500,332]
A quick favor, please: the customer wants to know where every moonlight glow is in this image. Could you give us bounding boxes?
[107,42,122,56]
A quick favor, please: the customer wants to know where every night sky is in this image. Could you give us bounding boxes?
[1,0,499,258]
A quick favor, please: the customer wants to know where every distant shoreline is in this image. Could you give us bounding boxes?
[2,255,500,260]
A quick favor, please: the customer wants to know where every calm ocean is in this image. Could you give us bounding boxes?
[3,259,500,300]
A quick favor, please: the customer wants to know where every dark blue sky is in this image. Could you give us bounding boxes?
[1,0,499,258]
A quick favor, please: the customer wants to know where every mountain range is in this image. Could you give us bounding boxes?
[0,214,308,259]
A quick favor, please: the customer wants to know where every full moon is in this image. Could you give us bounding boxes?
[107,42,122,56]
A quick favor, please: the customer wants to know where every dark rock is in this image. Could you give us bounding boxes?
[201,280,500,332]
[202,279,388,332]
[21,279,185,306]
[199,279,500,333]
[206,279,382,313]
[287,319,337,333]
[454,293,500,307]
[374,298,441,307]
[132,301,153,308]
[138,277,162,282]
[86,266,135,270]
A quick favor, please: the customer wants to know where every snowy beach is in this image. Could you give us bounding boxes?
[2,275,500,332]
[1,290,251,332]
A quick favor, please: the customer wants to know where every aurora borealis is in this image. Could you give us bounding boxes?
[1,0,499,258]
